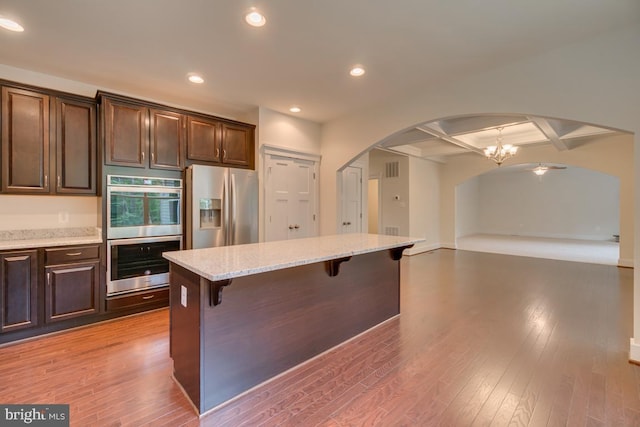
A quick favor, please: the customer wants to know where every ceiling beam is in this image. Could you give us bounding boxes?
[529,117,569,151]
[416,124,485,155]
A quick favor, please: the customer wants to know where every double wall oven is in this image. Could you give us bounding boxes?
[107,175,182,296]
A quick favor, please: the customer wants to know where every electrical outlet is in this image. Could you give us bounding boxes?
[181,285,187,307]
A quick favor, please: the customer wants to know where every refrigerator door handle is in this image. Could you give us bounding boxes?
[223,174,229,246]
[230,172,237,245]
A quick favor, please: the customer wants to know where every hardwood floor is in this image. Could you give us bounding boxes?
[0,249,638,426]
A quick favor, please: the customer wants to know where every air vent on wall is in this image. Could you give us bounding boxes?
[385,226,399,236]
[385,161,399,178]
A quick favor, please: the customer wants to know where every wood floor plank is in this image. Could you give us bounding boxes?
[1,249,639,426]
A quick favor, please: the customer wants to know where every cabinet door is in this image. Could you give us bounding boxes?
[221,123,254,168]
[0,250,38,333]
[56,97,97,194]
[1,86,51,193]
[186,116,221,164]
[45,261,99,322]
[103,97,148,167]
[150,109,184,170]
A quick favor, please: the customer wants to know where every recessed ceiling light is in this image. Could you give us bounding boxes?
[289,106,301,113]
[0,17,24,32]
[187,74,204,84]
[349,66,366,77]
[245,9,266,27]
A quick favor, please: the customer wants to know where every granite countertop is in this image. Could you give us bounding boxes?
[0,227,103,250]
[163,233,423,282]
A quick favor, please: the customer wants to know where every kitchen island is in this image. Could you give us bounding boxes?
[163,233,421,415]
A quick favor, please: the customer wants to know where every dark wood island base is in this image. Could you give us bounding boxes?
[168,244,413,415]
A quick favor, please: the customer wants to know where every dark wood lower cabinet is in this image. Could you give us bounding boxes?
[105,287,169,312]
[45,261,99,322]
[0,250,38,333]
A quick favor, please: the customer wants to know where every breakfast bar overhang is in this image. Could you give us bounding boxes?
[163,234,421,415]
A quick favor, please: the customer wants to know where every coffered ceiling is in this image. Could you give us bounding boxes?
[378,114,621,162]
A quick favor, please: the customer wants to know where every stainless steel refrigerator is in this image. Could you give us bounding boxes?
[185,164,258,249]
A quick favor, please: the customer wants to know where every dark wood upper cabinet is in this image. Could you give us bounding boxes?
[56,97,97,194]
[187,116,255,169]
[150,109,184,171]
[1,86,51,194]
[0,83,97,196]
[221,123,254,168]
[0,250,38,333]
[186,115,221,163]
[103,97,148,168]
[99,91,255,171]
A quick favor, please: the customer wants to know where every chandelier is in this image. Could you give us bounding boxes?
[484,127,518,166]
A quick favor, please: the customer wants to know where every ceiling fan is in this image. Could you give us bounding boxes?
[529,163,567,176]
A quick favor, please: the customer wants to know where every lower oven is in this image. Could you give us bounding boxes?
[107,235,182,296]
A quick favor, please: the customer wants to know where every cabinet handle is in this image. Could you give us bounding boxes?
[142,295,155,300]
[57,176,61,188]
[142,151,145,161]
[223,149,227,160]
[47,272,50,286]
[44,175,48,187]
[65,252,83,256]
[216,148,220,158]
[151,152,155,162]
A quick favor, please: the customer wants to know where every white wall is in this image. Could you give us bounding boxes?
[408,156,440,254]
[367,150,440,253]
[0,195,99,231]
[455,177,480,240]
[368,150,409,237]
[473,167,619,241]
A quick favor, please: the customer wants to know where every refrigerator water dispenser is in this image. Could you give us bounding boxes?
[199,198,221,229]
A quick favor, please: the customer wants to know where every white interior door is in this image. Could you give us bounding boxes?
[265,155,317,241]
[342,166,362,233]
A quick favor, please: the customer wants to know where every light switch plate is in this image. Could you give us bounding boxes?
[181,285,187,307]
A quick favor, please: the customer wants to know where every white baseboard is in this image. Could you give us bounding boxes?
[405,242,441,256]
[630,338,640,363]
[619,258,634,268]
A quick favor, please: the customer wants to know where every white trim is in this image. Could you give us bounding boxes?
[405,242,441,255]
[619,258,634,268]
[630,338,640,363]
[261,143,321,162]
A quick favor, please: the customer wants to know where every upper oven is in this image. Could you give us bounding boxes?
[107,175,182,239]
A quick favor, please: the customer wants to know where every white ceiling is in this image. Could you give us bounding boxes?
[0,1,638,124]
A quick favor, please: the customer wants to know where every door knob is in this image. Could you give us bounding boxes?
[289,225,294,230]
[294,225,299,229]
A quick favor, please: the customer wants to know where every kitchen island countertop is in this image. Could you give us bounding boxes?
[163,233,423,282]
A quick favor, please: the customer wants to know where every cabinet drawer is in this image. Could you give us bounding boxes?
[45,245,100,265]
[106,287,169,311]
